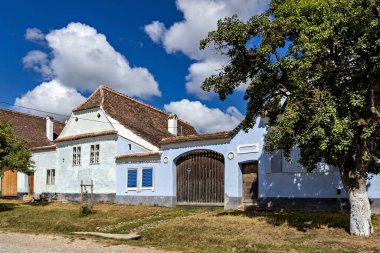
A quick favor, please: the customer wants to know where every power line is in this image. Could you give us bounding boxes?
[0,101,117,124]
[0,101,179,127]
[0,101,70,118]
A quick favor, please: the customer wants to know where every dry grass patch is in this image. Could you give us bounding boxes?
[0,200,379,253]
[132,210,380,253]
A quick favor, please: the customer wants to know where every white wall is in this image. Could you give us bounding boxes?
[32,150,58,193]
[17,172,29,193]
[59,108,114,137]
[55,135,117,194]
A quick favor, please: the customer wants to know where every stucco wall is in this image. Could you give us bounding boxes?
[115,117,378,209]
[59,108,114,137]
[117,136,147,155]
[32,149,58,193]
[17,172,29,193]
[55,135,117,194]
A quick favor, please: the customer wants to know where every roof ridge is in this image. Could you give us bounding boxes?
[73,86,103,112]
[0,107,65,124]
[102,86,170,116]
[101,86,195,128]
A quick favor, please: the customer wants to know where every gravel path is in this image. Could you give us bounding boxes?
[0,231,176,253]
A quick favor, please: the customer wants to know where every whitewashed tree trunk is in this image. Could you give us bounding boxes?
[349,189,374,236]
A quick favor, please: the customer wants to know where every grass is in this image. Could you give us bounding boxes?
[0,199,379,253]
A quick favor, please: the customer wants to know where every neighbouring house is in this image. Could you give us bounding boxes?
[0,108,65,198]
[1,85,379,212]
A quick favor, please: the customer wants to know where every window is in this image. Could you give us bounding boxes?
[73,146,81,165]
[142,167,153,188]
[90,144,100,164]
[46,169,55,185]
[126,168,138,191]
[126,167,155,191]
[271,150,282,173]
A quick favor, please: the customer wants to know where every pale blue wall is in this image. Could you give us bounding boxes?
[117,136,147,155]
[368,174,380,199]
[116,161,174,197]
[116,117,380,209]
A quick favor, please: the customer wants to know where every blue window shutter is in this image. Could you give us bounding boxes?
[127,169,137,188]
[142,168,153,187]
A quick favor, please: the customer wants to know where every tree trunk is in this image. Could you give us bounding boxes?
[348,180,374,237]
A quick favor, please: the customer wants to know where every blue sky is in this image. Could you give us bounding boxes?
[0,0,268,133]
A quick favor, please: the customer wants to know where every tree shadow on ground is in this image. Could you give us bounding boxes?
[0,202,17,212]
[216,210,350,232]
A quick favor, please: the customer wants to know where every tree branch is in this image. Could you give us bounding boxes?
[370,89,380,118]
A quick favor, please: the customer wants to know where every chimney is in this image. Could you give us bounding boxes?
[168,114,178,136]
[46,116,54,142]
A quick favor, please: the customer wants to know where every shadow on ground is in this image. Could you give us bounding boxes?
[0,202,17,212]
[216,210,351,232]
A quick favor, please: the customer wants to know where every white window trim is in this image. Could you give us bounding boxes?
[237,143,260,154]
[46,169,55,185]
[125,166,155,192]
[141,167,155,191]
[90,144,100,165]
[126,168,139,192]
[73,146,81,166]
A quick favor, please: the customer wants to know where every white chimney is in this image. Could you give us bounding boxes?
[168,114,178,136]
[46,116,54,142]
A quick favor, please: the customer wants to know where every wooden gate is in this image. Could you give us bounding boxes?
[1,168,18,197]
[176,150,224,205]
[241,162,259,205]
[28,174,34,195]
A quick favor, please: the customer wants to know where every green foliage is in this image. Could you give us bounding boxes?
[201,0,380,176]
[0,121,33,174]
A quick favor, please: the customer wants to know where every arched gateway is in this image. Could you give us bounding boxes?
[176,150,225,205]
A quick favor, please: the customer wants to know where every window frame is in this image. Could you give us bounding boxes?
[73,146,81,166]
[90,144,100,165]
[141,167,154,191]
[126,168,139,192]
[46,169,55,185]
[125,166,155,192]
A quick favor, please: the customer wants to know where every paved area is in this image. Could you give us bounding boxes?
[0,231,175,253]
[73,231,141,240]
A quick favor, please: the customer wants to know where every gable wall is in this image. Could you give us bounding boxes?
[59,108,114,137]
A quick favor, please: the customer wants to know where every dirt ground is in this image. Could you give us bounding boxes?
[0,231,176,253]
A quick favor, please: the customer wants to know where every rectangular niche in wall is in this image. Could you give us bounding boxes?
[237,143,259,154]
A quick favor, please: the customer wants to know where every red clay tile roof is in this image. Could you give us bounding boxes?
[115,152,161,160]
[160,131,233,145]
[0,108,65,149]
[73,86,197,146]
[55,130,118,142]
[160,123,242,145]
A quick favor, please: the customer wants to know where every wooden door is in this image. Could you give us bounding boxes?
[1,168,18,197]
[176,150,224,205]
[28,174,34,195]
[242,162,258,204]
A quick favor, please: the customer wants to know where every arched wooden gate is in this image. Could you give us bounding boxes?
[176,150,224,205]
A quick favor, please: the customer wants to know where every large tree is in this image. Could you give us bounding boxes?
[0,121,33,175]
[200,0,379,236]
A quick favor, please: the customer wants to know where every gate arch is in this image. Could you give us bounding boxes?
[176,150,224,205]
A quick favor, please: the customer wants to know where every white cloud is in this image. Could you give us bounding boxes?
[145,0,268,99]
[22,50,52,79]
[24,22,161,99]
[25,28,45,42]
[164,99,244,133]
[15,80,86,120]
[144,21,167,43]
[185,60,225,100]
